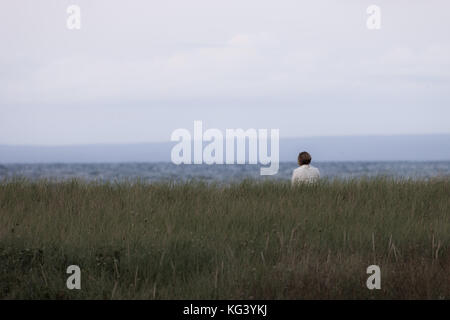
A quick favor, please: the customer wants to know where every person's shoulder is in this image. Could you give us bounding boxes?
[293,166,305,173]
[310,166,320,174]
[292,167,304,178]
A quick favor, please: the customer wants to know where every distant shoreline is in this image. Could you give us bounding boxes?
[1,134,450,163]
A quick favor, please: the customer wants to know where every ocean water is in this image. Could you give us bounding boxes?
[0,162,449,183]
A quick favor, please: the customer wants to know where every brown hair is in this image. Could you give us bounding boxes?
[298,151,312,166]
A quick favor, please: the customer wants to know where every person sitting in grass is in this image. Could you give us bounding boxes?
[291,151,320,185]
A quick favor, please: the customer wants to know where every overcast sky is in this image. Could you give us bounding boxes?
[1,0,449,145]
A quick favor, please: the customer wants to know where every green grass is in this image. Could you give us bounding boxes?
[0,178,449,299]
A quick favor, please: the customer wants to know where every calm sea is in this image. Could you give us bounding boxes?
[0,162,449,183]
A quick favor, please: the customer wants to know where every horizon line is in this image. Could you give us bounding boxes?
[1,132,449,148]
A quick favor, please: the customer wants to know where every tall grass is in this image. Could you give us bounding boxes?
[0,178,448,299]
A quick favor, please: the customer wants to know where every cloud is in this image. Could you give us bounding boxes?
[0,1,449,144]
[4,32,448,105]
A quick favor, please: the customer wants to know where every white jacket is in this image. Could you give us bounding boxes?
[291,164,320,185]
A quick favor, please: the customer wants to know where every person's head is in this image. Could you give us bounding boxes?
[298,151,312,166]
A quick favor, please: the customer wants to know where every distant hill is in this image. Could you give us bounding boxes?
[1,134,449,163]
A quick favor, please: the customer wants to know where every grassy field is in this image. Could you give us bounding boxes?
[0,178,448,299]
